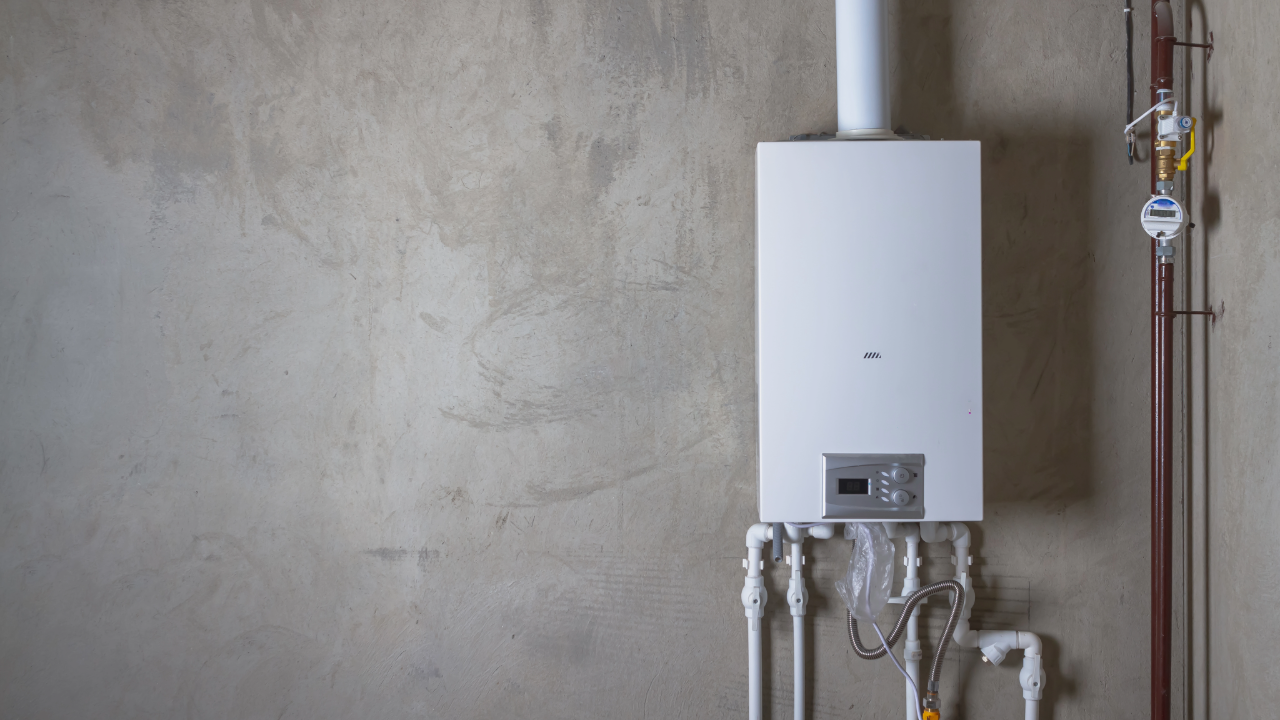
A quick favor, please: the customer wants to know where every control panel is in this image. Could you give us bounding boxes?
[822,453,925,520]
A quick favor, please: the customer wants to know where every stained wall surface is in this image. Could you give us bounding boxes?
[1,0,1267,718]
[1194,1,1280,718]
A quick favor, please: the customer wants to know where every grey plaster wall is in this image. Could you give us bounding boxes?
[1194,1,1280,717]
[1,0,1268,718]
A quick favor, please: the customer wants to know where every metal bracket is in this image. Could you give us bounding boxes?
[1167,307,1218,327]
[1158,31,1214,61]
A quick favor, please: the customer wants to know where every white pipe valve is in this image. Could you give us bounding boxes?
[1020,654,1046,701]
[787,567,809,617]
[742,577,766,630]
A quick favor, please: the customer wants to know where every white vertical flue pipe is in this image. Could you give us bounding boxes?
[835,0,890,134]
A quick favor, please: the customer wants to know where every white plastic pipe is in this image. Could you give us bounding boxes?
[835,0,890,134]
[792,615,803,719]
[902,527,922,720]
[970,623,1046,719]
[788,541,806,720]
[748,613,762,720]
[1017,632,1045,720]
[743,524,771,720]
[928,523,1046,719]
[742,523,831,720]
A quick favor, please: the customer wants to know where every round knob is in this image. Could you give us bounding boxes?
[890,467,911,484]
[891,490,911,506]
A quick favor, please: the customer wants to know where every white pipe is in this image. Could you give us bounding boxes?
[807,523,837,540]
[923,522,979,649]
[1016,631,1042,657]
[793,615,803,719]
[787,541,807,720]
[932,524,1046,719]
[743,524,771,720]
[1017,632,1045,720]
[746,543,763,720]
[901,526,922,720]
[748,617,761,720]
[969,630,1043,719]
[741,523,830,720]
[835,0,890,134]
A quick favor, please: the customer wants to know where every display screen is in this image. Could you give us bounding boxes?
[1149,209,1179,218]
[838,478,869,495]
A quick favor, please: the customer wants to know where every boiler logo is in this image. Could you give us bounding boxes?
[863,352,881,359]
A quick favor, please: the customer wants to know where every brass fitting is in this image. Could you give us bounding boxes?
[1155,109,1178,182]
[923,686,941,719]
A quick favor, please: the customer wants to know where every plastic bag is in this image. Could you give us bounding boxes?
[835,522,895,622]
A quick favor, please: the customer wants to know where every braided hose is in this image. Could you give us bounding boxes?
[846,579,966,684]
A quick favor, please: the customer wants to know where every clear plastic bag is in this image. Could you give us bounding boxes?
[835,522,896,622]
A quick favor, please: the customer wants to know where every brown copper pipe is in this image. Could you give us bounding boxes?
[1153,262,1175,720]
[1150,3,1175,720]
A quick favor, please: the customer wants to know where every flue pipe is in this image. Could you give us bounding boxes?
[835,0,892,137]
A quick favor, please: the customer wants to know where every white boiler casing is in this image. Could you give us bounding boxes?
[756,140,983,523]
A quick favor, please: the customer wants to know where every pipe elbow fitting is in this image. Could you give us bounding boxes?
[1017,631,1043,657]
[948,522,971,550]
[806,523,837,540]
[745,523,772,549]
[953,626,979,648]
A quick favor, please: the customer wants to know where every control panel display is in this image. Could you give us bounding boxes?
[838,478,870,495]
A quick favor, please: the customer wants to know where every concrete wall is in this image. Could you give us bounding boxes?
[1194,1,1280,718]
[0,0,1270,717]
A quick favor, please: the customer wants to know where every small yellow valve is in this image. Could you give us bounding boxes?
[1178,118,1197,172]
[922,710,940,720]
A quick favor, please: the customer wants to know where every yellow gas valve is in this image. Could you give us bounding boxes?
[1177,118,1197,171]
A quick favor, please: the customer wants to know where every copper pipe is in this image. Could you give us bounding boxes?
[1149,3,1175,720]
[1153,261,1175,720]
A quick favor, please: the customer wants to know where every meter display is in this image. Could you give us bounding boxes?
[1140,196,1188,239]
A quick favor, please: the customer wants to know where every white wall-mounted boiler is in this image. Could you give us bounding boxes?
[756,140,984,523]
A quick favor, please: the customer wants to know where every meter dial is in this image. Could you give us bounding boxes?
[1140,196,1189,240]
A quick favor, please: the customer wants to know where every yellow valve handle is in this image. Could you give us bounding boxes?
[922,711,940,720]
[1178,118,1197,172]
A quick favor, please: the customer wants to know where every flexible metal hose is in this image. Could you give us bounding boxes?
[846,579,965,684]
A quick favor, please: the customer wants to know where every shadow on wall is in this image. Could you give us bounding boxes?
[894,0,1096,510]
